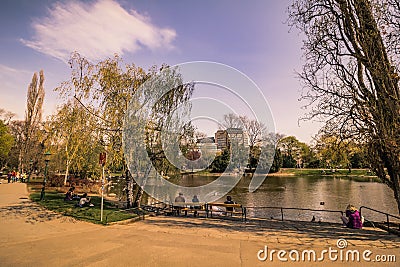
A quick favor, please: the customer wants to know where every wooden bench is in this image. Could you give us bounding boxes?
[172,202,207,217]
[206,203,247,221]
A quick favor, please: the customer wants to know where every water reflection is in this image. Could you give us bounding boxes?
[109,174,398,223]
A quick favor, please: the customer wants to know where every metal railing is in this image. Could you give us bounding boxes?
[141,202,400,235]
[245,206,343,222]
[360,206,400,234]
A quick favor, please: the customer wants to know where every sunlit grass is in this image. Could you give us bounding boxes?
[30,191,137,225]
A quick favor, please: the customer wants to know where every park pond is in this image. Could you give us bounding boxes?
[108,173,399,224]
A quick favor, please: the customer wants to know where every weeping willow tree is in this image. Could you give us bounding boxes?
[289,0,400,212]
[56,52,193,208]
[125,66,194,207]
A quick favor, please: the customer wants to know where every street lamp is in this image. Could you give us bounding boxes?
[27,160,33,183]
[40,151,51,201]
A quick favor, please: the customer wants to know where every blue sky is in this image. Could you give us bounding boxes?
[0,0,322,143]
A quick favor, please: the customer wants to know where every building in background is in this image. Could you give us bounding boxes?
[215,128,249,150]
[215,130,228,150]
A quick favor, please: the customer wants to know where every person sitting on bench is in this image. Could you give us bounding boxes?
[224,195,235,212]
[192,195,200,217]
[174,192,185,215]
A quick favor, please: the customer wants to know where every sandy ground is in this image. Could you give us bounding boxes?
[0,181,399,267]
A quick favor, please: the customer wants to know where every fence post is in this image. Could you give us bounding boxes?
[386,214,390,233]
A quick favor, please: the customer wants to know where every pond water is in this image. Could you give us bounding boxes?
[109,174,399,224]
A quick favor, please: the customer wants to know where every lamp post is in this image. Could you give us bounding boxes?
[99,152,107,222]
[40,151,51,201]
[27,160,33,183]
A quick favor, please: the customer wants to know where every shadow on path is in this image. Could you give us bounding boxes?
[144,216,400,245]
[0,202,75,224]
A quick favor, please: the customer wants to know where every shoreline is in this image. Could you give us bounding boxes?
[180,169,378,180]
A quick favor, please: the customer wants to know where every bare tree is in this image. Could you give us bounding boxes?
[221,113,241,129]
[221,113,266,148]
[0,108,15,125]
[289,0,400,212]
[244,117,267,148]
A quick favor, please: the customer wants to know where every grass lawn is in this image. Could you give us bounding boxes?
[30,191,138,225]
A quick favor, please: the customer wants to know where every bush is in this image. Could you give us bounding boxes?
[307,159,321,168]
[48,175,65,187]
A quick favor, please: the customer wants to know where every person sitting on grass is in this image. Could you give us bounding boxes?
[77,193,94,207]
[64,186,75,201]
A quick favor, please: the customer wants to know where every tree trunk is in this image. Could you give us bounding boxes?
[386,152,400,214]
[18,147,23,173]
[371,142,400,214]
[350,0,400,214]
[125,169,133,208]
[64,162,70,186]
[392,172,400,214]
[289,0,400,214]
[132,165,152,208]
[133,186,143,208]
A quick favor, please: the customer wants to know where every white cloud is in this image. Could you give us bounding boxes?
[0,64,34,119]
[0,64,32,90]
[21,0,177,62]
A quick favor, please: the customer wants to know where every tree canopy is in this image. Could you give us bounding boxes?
[0,120,14,169]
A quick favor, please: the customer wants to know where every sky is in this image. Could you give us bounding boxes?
[0,0,323,143]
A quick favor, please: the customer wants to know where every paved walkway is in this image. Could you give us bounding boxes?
[0,181,398,266]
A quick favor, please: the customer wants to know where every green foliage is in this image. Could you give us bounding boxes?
[209,149,230,173]
[0,120,14,168]
[313,134,369,168]
[58,54,137,171]
[307,159,321,168]
[55,52,194,207]
[5,120,24,170]
[48,101,104,181]
[349,150,369,169]
[282,154,296,168]
[248,144,280,173]
[270,148,282,173]
[278,136,314,168]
